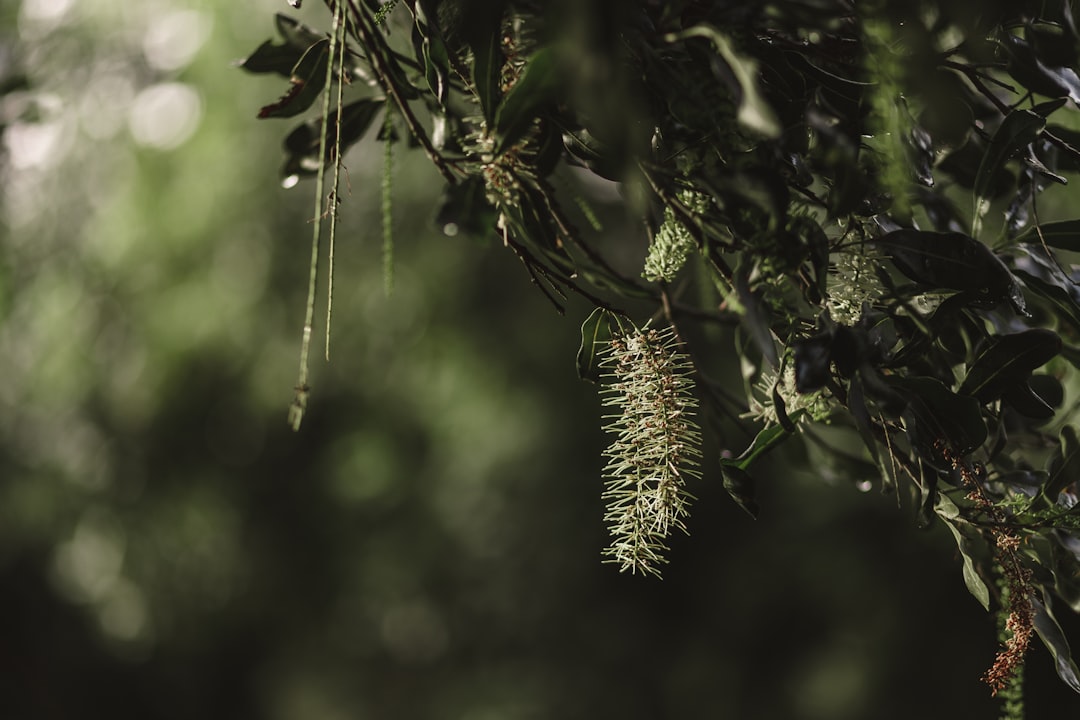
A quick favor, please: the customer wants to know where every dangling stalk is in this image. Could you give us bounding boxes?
[382,108,394,296]
[289,0,345,431]
[325,7,349,361]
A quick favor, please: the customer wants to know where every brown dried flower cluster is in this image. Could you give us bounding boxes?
[936,441,1034,695]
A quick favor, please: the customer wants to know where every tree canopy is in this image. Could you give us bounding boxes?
[240,0,1080,707]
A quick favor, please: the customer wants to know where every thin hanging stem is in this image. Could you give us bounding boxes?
[382,107,394,296]
[289,0,344,431]
[325,9,349,361]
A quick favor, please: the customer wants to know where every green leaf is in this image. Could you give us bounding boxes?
[1016,219,1080,252]
[240,39,307,77]
[240,14,326,77]
[1032,593,1080,694]
[576,307,611,383]
[471,29,503,126]
[435,176,497,238]
[560,126,621,181]
[258,38,331,119]
[974,109,1045,220]
[415,24,451,106]
[720,464,759,518]
[1002,379,1056,420]
[494,48,560,155]
[734,264,779,369]
[281,98,385,179]
[1003,33,1080,102]
[1013,263,1080,331]
[958,329,1062,403]
[666,25,781,138]
[894,376,986,458]
[725,423,790,471]
[873,229,1022,306]
[847,374,880,464]
[1043,426,1080,506]
[941,518,991,611]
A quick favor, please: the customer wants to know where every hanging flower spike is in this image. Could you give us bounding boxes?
[642,190,709,283]
[600,324,702,577]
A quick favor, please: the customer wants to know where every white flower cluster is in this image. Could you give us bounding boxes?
[827,244,885,326]
[600,325,702,577]
[642,190,709,283]
[745,363,832,427]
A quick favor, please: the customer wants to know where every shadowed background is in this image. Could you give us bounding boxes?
[2,1,1080,717]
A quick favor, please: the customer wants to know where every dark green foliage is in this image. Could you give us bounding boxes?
[242,0,1080,700]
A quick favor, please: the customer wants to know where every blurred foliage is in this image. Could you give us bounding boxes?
[2,0,1080,718]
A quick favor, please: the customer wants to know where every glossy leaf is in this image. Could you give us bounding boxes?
[258,39,330,119]
[974,109,1045,215]
[793,333,832,392]
[240,14,326,77]
[1004,33,1080,102]
[471,29,503,126]
[671,25,781,138]
[435,177,497,238]
[735,267,779,370]
[494,48,560,155]
[847,374,881,465]
[1044,425,1080,506]
[720,464,759,518]
[576,307,611,383]
[1032,593,1080,694]
[413,23,451,107]
[941,518,990,611]
[1002,380,1056,420]
[725,424,790,472]
[281,98,385,178]
[873,229,1024,311]
[1017,219,1080,252]
[958,329,1062,403]
[1013,260,1080,331]
[894,376,986,457]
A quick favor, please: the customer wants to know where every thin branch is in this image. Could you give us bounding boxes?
[345,0,458,184]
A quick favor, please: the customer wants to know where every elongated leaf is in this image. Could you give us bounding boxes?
[735,266,779,369]
[240,14,326,76]
[1013,264,1080,331]
[847,374,881,466]
[1017,219,1080,252]
[494,48,560,155]
[958,329,1062,402]
[1033,593,1080,694]
[873,229,1022,310]
[724,424,790,472]
[974,109,1045,215]
[471,29,503,126]
[942,518,991,611]
[667,25,781,138]
[793,333,832,392]
[413,23,451,107]
[241,39,308,77]
[1004,33,1080,102]
[720,464,759,518]
[1044,425,1080,505]
[900,377,987,456]
[1002,380,1056,420]
[258,39,330,119]
[281,98,385,179]
[435,176,496,237]
[576,307,611,383]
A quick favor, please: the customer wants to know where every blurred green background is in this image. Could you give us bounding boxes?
[3,1,1080,717]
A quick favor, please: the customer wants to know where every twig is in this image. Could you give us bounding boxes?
[345,0,458,184]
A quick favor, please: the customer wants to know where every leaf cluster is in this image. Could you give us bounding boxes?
[241,0,1080,696]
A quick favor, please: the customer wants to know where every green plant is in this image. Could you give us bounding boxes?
[241,0,1080,704]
